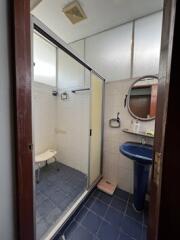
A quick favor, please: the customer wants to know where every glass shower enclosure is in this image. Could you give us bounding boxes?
[32,18,104,240]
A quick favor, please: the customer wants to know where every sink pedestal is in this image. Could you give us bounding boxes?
[120,142,153,211]
[133,162,150,211]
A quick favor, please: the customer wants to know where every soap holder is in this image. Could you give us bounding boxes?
[109,113,120,128]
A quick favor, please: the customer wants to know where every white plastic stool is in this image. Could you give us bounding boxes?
[35,149,58,183]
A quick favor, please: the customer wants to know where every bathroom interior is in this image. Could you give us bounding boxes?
[31,0,164,239]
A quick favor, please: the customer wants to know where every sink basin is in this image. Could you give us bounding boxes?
[120,142,153,165]
[119,142,153,211]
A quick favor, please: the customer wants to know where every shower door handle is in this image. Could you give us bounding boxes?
[28,143,33,151]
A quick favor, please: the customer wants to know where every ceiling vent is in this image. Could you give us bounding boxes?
[63,1,87,24]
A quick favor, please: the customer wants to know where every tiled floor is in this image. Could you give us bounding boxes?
[36,162,87,239]
[55,188,148,240]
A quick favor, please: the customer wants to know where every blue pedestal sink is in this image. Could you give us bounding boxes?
[120,142,153,211]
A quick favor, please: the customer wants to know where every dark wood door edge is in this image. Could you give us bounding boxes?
[148,0,177,239]
[158,0,180,238]
[12,0,34,239]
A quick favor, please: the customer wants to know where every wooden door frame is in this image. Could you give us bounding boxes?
[148,0,177,239]
[12,0,34,240]
[11,0,179,240]
[149,0,180,239]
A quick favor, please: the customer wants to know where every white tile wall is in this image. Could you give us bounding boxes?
[32,82,57,155]
[103,78,154,193]
[32,82,90,174]
[56,91,90,174]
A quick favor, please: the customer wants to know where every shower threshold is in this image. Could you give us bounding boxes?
[43,190,88,240]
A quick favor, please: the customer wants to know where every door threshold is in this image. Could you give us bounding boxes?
[43,190,88,240]
[42,176,102,240]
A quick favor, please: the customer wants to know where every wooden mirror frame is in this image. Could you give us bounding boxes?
[127,75,158,121]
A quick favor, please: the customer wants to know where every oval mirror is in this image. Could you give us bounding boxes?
[128,76,158,121]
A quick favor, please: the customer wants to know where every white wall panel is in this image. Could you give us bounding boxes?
[56,88,90,174]
[133,12,163,77]
[33,33,56,87]
[85,23,132,82]
[69,39,85,59]
[69,40,91,88]
[58,48,85,90]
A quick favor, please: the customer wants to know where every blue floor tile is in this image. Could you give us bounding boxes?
[36,162,87,239]
[85,196,96,208]
[114,188,129,201]
[97,221,119,240]
[111,197,127,212]
[64,221,79,239]
[48,189,68,205]
[58,195,74,210]
[70,225,94,240]
[36,218,49,239]
[121,216,142,239]
[142,226,147,240]
[82,211,102,234]
[37,180,53,193]
[91,189,101,198]
[36,191,47,206]
[118,231,134,240]
[90,199,108,217]
[97,191,112,205]
[75,207,88,222]
[38,199,56,218]
[105,207,123,229]
[53,187,148,240]
[44,207,62,226]
[125,203,143,223]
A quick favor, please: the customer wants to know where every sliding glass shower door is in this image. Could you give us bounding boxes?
[89,72,104,186]
[32,25,104,240]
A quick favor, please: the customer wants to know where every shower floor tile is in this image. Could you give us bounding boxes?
[36,162,87,240]
[54,188,148,240]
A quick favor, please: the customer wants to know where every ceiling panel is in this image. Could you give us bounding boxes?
[32,0,163,43]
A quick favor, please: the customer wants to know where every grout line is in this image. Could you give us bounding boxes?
[92,194,128,214]
[124,194,145,225]
[62,189,146,240]
[36,162,87,239]
[70,191,113,236]
[76,206,89,223]
[95,195,113,238]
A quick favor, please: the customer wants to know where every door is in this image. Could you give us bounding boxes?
[89,72,104,186]
[149,0,177,239]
